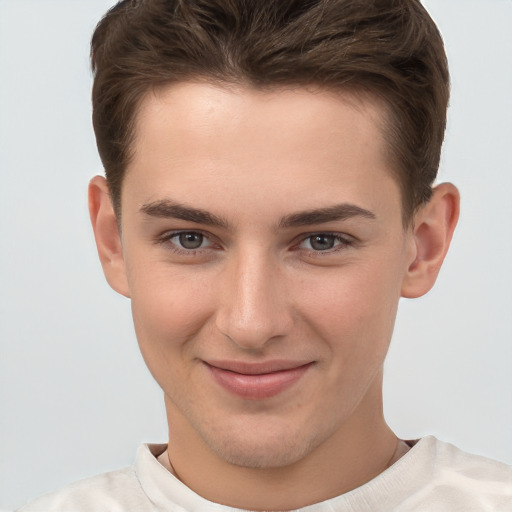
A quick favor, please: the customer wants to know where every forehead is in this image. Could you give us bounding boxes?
[124,82,401,225]
[134,82,387,160]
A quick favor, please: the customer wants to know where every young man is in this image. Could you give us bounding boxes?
[18,0,511,510]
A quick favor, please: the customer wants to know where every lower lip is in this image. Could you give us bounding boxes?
[206,363,313,400]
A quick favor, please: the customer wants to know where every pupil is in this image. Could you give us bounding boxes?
[179,232,203,249]
[311,234,334,251]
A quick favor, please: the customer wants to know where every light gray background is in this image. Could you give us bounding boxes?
[1,0,511,509]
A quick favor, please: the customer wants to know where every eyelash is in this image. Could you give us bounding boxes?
[295,232,355,254]
[157,230,216,256]
[157,230,355,256]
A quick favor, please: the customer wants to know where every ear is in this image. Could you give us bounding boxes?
[401,183,460,298]
[88,176,130,298]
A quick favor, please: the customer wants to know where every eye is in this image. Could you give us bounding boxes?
[175,232,206,250]
[298,233,352,252]
[162,231,213,252]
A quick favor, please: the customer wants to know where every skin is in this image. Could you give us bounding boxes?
[89,83,459,510]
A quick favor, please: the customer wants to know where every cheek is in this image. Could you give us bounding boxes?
[128,266,214,364]
[297,258,402,356]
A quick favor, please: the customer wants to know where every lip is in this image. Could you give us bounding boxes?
[204,360,314,400]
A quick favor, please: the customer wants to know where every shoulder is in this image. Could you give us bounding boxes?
[16,453,158,512]
[331,437,512,512]
[16,443,169,512]
[405,436,512,510]
[427,436,512,481]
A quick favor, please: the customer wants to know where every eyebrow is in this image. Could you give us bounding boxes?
[140,199,376,229]
[140,200,230,228]
[278,203,376,228]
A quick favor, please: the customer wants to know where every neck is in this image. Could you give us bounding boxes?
[165,377,397,511]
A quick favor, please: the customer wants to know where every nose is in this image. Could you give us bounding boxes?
[215,248,293,350]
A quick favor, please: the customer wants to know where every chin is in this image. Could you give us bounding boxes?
[199,418,322,469]
[213,438,313,469]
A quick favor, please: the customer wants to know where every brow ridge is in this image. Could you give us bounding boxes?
[140,199,375,230]
[140,200,229,228]
[278,203,376,228]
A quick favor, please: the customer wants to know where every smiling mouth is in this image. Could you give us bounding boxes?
[204,360,314,400]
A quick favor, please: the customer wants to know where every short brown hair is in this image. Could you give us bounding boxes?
[91,0,449,223]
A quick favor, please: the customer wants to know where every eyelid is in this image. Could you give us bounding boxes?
[157,229,219,253]
[155,229,356,255]
[294,232,356,252]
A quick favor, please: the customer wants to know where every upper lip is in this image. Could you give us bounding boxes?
[204,360,314,375]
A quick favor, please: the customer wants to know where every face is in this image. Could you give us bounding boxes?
[118,83,415,468]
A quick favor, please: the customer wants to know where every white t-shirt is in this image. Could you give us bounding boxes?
[17,437,512,511]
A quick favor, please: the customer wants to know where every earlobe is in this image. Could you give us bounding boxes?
[401,183,460,299]
[88,176,131,298]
